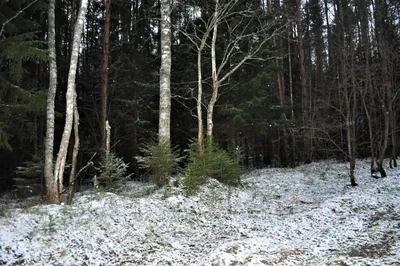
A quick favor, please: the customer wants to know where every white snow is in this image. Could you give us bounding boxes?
[1,159,399,265]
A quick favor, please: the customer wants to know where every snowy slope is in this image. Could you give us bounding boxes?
[1,159,399,265]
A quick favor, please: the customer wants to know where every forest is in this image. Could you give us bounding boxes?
[0,0,399,203]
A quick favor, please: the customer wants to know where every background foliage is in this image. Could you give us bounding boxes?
[0,0,399,193]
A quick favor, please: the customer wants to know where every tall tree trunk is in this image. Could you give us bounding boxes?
[276,21,288,167]
[309,0,324,96]
[288,21,296,165]
[101,0,111,159]
[360,46,376,175]
[207,0,219,142]
[349,31,358,186]
[66,0,82,205]
[324,0,332,67]
[197,50,204,154]
[180,5,214,154]
[53,0,88,203]
[357,0,376,175]
[375,0,391,177]
[390,110,397,168]
[296,0,310,163]
[45,0,58,203]
[67,91,79,204]
[337,0,357,186]
[159,0,172,147]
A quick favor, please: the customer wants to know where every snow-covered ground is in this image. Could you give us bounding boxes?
[1,159,399,265]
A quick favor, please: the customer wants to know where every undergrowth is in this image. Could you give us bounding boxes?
[136,140,182,187]
[96,153,129,189]
[184,141,241,195]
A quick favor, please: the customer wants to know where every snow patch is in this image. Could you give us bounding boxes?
[1,159,399,265]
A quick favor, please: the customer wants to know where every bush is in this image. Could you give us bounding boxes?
[135,140,181,187]
[15,155,43,197]
[96,153,129,189]
[183,141,241,195]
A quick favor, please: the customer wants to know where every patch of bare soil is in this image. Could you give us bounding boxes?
[259,249,303,265]
[347,231,396,258]
[346,207,399,259]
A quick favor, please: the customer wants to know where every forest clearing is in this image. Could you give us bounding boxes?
[1,0,399,264]
[1,159,399,265]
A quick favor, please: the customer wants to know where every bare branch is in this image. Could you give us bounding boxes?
[0,0,39,37]
[218,21,290,85]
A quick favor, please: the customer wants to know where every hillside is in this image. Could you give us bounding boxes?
[1,159,399,265]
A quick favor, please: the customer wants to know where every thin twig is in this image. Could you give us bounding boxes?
[74,152,97,181]
[0,0,39,37]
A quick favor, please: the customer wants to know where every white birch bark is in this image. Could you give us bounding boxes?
[205,0,282,141]
[179,13,216,153]
[159,0,171,146]
[45,0,58,203]
[207,0,219,140]
[53,0,88,203]
[67,90,80,204]
[197,50,204,154]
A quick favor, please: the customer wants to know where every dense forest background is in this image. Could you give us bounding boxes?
[0,0,399,197]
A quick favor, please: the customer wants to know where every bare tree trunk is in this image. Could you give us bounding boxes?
[159,0,172,147]
[132,88,139,177]
[53,0,88,203]
[375,0,391,177]
[45,0,58,203]
[207,0,219,142]
[390,111,397,168]
[106,121,111,159]
[67,91,79,204]
[194,0,279,144]
[276,21,288,167]
[349,35,358,186]
[197,50,204,154]
[337,0,357,186]
[288,22,296,165]
[361,52,376,175]
[66,0,81,205]
[357,0,376,175]
[179,5,215,154]
[101,0,111,159]
[296,0,310,163]
[324,0,332,67]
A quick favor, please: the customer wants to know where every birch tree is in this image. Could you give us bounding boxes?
[180,0,286,149]
[208,0,219,142]
[179,4,219,154]
[52,0,89,203]
[159,0,172,147]
[44,0,57,202]
[67,0,81,204]
[207,0,286,141]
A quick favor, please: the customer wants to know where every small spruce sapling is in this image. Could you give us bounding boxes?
[135,140,182,187]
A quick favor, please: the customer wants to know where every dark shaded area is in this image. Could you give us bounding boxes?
[0,0,399,196]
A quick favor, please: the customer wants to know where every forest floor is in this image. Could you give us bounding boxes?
[0,159,399,265]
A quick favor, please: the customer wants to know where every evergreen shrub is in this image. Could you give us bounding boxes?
[184,141,241,195]
[136,140,181,187]
[96,153,129,189]
[15,155,43,197]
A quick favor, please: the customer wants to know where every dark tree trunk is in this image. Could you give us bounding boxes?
[101,0,111,159]
[296,0,311,164]
[263,134,273,166]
